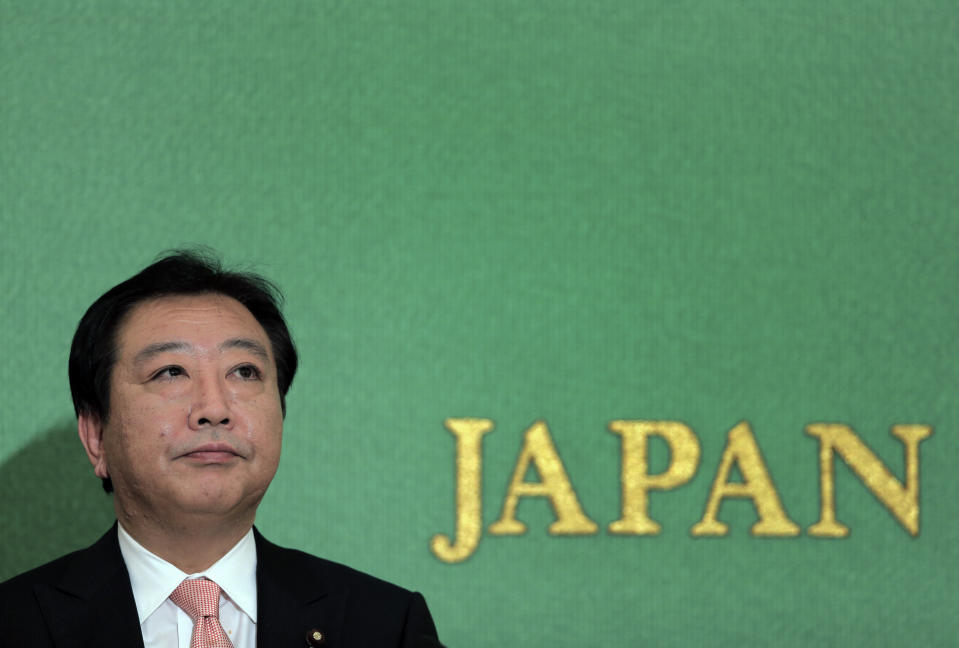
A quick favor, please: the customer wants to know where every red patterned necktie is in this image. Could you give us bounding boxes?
[169,578,235,648]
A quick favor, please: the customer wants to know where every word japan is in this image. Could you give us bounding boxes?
[430,419,932,563]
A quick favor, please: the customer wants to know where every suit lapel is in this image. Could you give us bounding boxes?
[34,524,144,648]
[255,529,348,647]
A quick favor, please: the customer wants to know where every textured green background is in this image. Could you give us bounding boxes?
[1,2,956,646]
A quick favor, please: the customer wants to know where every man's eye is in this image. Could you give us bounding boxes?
[152,366,185,380]
[234,365,262,380]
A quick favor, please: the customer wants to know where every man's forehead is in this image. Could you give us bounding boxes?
[116,294,272,356]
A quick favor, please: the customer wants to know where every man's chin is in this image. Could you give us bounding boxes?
[173,485,268,519]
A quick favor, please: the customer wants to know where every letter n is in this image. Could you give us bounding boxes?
[805,423,933,537]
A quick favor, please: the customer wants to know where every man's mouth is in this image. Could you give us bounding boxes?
[179,443,242,463]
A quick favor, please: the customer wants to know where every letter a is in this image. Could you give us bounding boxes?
[430,418,495,563]
[489,420,598,535]
[691,421,800,537]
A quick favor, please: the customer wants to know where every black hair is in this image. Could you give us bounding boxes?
[68,248,298,493]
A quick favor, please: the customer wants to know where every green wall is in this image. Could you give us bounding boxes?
[1,2,956,645]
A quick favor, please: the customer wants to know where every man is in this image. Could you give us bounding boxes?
[0,250,441,647]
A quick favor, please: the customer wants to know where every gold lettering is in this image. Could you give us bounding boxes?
[806,423,933,538]
[608,420,700,535]
[488,420,598,535]
[691,421,800,537]
[430,418,495,563]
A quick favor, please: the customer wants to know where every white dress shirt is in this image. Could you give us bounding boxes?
[117,523,258,648]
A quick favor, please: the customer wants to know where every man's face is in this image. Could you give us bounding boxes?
[80,294,284,527]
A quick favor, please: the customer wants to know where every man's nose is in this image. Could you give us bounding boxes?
[189,374,232,429]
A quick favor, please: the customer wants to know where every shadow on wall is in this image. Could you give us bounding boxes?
[0,420,115,581]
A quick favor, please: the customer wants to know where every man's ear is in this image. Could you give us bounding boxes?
[78,413,110,480]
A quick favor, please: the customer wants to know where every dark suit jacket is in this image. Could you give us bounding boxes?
[0,524,439,647]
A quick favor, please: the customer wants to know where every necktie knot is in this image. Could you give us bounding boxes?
[169,578,234,648]
[170,578,222,621]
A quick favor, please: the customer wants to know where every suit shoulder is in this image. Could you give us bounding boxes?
[0,546,87,596]
[1,526,121,608]
[263,542,417,599]
[0,547,89,641]
[256,541,440,643]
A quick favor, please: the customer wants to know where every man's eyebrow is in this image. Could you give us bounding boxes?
[220,338,271,362]
[132,341,193,367]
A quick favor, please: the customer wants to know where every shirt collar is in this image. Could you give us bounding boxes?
[117,522,258,623]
